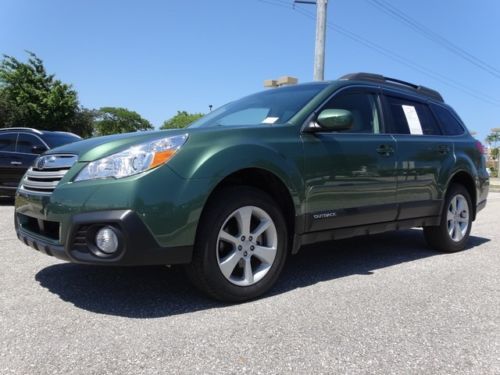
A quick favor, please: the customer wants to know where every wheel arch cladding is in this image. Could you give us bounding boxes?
[197,168,297,245]
[447,170,477,220]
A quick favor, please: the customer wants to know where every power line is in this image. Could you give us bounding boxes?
[256,0,291,9]
[260,0,291,5]
[293,7,500,106]
[255,0,500,106]
[366,0,500,79]
[273,0,295,5]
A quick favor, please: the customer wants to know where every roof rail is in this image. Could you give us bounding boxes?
[51,131,81,137]
[0,127,43,135]
[339,72,444,102]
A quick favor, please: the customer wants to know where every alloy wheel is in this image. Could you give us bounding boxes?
[216,206,278,286]
[447,194,469,242]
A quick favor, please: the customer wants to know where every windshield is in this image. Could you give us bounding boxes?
[44,133,82,148]
[190,83,328,128]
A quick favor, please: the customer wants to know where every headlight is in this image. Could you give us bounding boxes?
[74,134,188,182]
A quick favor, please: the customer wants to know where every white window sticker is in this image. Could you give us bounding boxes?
[262,117,279,124]
[402,105,423,135]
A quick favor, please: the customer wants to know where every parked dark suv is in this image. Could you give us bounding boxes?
[14,73,489,302]
[0,128,81,196]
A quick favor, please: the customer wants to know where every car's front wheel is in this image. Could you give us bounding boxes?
[424,184,473,252]
[186,186,288,302]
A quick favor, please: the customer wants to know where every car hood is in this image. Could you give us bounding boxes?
[44,129,192,162]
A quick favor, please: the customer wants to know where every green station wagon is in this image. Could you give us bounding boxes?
[15,73,489,302]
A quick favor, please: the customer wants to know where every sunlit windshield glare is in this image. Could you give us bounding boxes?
[189,84,327,128]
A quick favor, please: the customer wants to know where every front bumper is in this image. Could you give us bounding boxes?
[15,209,192,266]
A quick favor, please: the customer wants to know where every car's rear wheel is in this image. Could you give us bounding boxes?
[186,186,288,302]
[423,184,472,252]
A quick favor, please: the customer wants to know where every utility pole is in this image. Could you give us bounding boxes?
[295,0,328,81]
[314,0,327,81]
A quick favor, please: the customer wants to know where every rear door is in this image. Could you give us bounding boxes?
[302,87,398,232]
[430,103,489,205]
[382,92,454,219]
[0,132,20,192]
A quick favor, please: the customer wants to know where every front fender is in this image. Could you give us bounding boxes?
[167,128,305,215]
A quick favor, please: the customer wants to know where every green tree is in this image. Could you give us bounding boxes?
[161,110,204,129]
[94,107,153,136]
[491,148,499,160]
[486,132,500,148]
[0,90,8,127]
[486,131,500,165]
[0,52,79,132]
[71,107,97,138]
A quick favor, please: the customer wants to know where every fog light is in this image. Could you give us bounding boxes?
[95,226,119,254]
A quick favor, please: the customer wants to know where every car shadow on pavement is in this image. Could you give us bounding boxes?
[0,197,15,206]
[35,229,489,318]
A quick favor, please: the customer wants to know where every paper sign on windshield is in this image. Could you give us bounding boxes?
[402,105,423,135]
[262,117,279,124]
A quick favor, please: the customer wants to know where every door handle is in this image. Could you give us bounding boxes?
[437,144,450,154]
[10,161,22,165]
[376,144,394,156]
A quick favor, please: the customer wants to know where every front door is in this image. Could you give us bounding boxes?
[302,88,398,232]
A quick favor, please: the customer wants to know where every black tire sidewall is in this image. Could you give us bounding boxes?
[196,187,288,301]
[438,184,473,251]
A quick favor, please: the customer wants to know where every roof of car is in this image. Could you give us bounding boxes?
[335,72,444,102]
[0,128,80,137]
[288,73,444,103]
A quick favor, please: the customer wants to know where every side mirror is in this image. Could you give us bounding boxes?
[32,145,48,154]
[316,109,353,131]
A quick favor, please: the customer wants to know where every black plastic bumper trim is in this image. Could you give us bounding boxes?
[476,199,487,214]
[292,215,441,253]
[15,210,193,266]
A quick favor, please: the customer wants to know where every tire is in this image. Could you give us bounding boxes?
[185,186,289,302]
[423,184,473,252]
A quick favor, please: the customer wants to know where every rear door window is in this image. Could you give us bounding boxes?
[431,104,465,135]
[0,133,17,152]
[385,96,441,135]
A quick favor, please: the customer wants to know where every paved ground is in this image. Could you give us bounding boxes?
[0,195,499,374]
[490,178,500,192]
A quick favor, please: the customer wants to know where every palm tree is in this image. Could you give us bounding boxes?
[486,132,500,149]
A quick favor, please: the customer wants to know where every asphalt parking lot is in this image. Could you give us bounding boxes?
[0,194,499,374]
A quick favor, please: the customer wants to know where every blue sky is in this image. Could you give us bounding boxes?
[1,0,500,141]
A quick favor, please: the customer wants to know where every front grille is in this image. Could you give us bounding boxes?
[20,154,78,195]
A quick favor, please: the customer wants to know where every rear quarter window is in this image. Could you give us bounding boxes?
[430,104,465,135]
